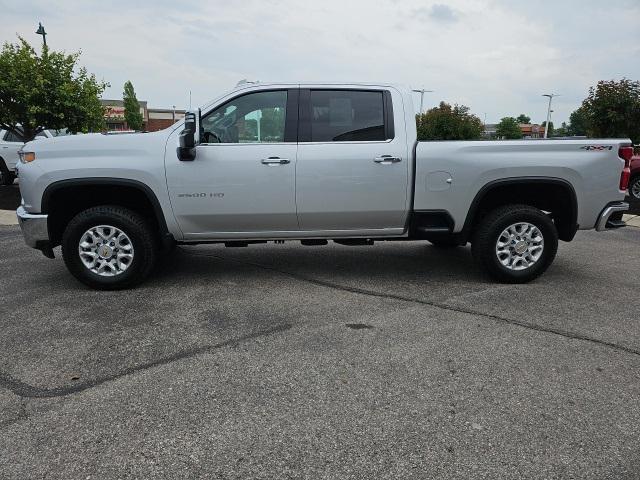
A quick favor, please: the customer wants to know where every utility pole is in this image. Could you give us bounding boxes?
[35,22,47,46]
[542,93,558,139]
[412,88,434,114]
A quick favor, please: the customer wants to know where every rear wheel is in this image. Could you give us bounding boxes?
[630,176,640,200]
[471,204,558,283]
[62,206,157,289]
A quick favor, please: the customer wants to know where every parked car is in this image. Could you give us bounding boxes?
[0,129,23,185]
[15,81,632,289]
[0,128,71,185]
[629,151,640,200]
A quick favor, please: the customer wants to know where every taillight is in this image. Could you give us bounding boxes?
[619,146,633,191]
[619,146,633,162]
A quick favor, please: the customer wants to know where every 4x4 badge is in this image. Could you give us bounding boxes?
[580,145,613,151]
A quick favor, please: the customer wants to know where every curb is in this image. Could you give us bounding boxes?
[623,214,640,228]
[0,209,18,226]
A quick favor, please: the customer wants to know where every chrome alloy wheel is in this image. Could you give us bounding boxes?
[495,222,544,271]
[78,225,134,276]
[631,177,640,200]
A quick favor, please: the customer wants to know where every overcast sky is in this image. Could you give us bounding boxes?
[1,0,639,124]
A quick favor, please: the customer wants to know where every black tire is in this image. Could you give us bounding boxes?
[630,175,640,200]
[0,171,15,186]
[61,205,158,290]
[471,204,558,283]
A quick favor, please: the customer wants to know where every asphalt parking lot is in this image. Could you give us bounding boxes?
[1,183,640,479]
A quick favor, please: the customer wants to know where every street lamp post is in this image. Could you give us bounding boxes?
[412,88,434,114]
[35,22,47,46]
[542,93,558,139]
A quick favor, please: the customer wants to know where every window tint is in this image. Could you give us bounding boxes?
[201,90,287,144]
[310,90,385,142]
[4,130,23,142]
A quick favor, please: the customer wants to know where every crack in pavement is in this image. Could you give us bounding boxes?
[180,249,640,358]
[0,323,292,401]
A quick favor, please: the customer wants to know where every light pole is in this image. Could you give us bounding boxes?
[542,93,558,139]
[412,88,434,114]
[35,22,47,46]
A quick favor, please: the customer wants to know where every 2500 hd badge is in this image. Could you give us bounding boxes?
[177,192,225,198]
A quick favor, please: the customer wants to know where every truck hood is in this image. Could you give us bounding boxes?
[23,129,176,161]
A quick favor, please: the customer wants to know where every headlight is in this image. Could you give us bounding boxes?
[19,151,36,163]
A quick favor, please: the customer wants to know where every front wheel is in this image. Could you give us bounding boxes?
[471,204,558,283]
[62,206,158,290]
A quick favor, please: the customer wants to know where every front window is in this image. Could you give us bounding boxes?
[201,90,287,144]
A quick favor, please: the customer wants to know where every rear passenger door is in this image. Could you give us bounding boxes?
[295,88,409,234]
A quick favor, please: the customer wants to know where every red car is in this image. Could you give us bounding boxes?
[631,152,640,200]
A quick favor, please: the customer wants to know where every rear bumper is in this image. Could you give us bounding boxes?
[595,202,629,231]
[16,206,53,257]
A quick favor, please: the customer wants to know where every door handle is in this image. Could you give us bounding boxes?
[374,155,401,164]
[261,157,290,165]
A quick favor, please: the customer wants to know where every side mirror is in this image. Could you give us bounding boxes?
[177,110,199,161]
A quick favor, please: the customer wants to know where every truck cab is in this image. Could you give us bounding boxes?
[168,83,411,239]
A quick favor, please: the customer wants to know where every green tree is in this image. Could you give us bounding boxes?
[495,117,522,139]
[554,122,568,137]
[580,78,640,143]
[416,101,484,140]
[541,121,554,137]
[0,37,106,141]
[123,80,143,131]
[260,107,285,141]
[568,107,588,136]
[516,114,531,124]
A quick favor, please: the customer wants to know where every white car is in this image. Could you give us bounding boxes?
[0,128,70,185]
[0,129,23,185]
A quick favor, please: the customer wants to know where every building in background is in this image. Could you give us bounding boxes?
[519,123,543,139]
[147,108,186,131]
[483,122,544,139]
[100,99,185,132]
[483,123,497,138]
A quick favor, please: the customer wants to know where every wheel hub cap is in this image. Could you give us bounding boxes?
[97,245,113,259]
[496,222,544,271]
[78,225,134,277]
[514,241,528,255]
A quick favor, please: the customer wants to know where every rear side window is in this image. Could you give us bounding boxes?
[3,130,23,142]
[309,90,386,142]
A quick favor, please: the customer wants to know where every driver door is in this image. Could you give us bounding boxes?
[166,88,299,239]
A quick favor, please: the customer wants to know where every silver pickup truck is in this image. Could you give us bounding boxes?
[15,82,632,289]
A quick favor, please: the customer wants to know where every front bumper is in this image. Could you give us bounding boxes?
[595,202,629,231]
[16,206,53,257]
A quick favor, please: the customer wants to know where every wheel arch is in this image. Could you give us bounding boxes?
[460,177,579,243]
[42,178,171,247]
